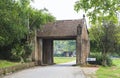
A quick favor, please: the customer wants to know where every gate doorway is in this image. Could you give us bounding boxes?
[53,40,76,64]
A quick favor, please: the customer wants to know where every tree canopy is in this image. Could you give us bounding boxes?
[74,0,120,66]
[0,0,28,46]
[74,0,120,24]
[54,40,76,53]
[0,0,55,61]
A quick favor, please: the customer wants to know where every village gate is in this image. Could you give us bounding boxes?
[32,16,90,65]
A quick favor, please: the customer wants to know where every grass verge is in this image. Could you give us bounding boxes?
[0,60,19,68]
[96,59,120,78]
[54,57,76,64]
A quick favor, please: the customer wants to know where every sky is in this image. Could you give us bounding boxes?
[30,0,84,20]
[30,0,120,28]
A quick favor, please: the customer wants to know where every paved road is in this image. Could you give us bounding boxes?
[2,61,87,78]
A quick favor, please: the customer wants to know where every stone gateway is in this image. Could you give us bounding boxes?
[32,16,90,65]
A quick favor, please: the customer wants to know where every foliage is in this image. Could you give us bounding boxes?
[54,53,63,57]
[29,8,55,31]
[89,53,112,66]
[11,43,33,62]
[23,43,33,59]
[0,0,30,61]
[89,22,120,66]
[74,0,120,66]
[0,0,55,61]
[54,40,76,53]
[89,22,120,52]
[0,0,28,46]
[11,44,25,62]
[96,59,120,78]
[74,0,120,24]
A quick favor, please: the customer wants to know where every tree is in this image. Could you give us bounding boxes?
[74,0,120,66]
[29,8,55,31]
[0,0,55,61]
[0,0,28,46]
[74,0,120,24]
[0,0,31,60]
[89,21,120,65]
[54,40,76,53]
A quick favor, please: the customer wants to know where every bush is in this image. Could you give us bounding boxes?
[88,53,112,66]
[11,44,25,62]
[54,54,63,57]
[105,56,112,66]
[23,44,33,62]
[11,43,33,62]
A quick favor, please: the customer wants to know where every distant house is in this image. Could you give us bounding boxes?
[62,51,76,57]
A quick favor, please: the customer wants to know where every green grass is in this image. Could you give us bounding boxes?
[0,60,19,68]
[54,57,76,64]
[96,59,120,78]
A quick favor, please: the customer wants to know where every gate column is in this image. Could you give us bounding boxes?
[32,30,43,65]
[76,21,90,65]
[43,39,53,65]
[76,24,82,65]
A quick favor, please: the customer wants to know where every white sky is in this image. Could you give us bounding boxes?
[30,0,84,20]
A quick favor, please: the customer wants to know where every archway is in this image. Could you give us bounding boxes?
[53,40,76,64]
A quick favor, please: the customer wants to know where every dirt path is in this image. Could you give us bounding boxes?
[81,67,99,78]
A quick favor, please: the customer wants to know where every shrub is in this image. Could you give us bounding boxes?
[11,43,33,62]
[11,44,25,62]
[23,44,33,62]
[88,53,112,66]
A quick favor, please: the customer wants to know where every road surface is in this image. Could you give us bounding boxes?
[2,61,87,78]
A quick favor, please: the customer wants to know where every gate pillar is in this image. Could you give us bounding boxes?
[76,24,82,65]
[42,39,53,65]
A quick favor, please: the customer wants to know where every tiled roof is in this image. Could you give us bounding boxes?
[37,19,83,39]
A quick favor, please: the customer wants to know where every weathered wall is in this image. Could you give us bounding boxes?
[32,30,39,63]
[76,24,82,65]
[76,19,90,65]
[42,39,53,65]
[81,20,90,65]
[32,30,43,65]
[37,39,43,65]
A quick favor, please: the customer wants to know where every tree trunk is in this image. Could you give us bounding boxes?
[102,48,107,66]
